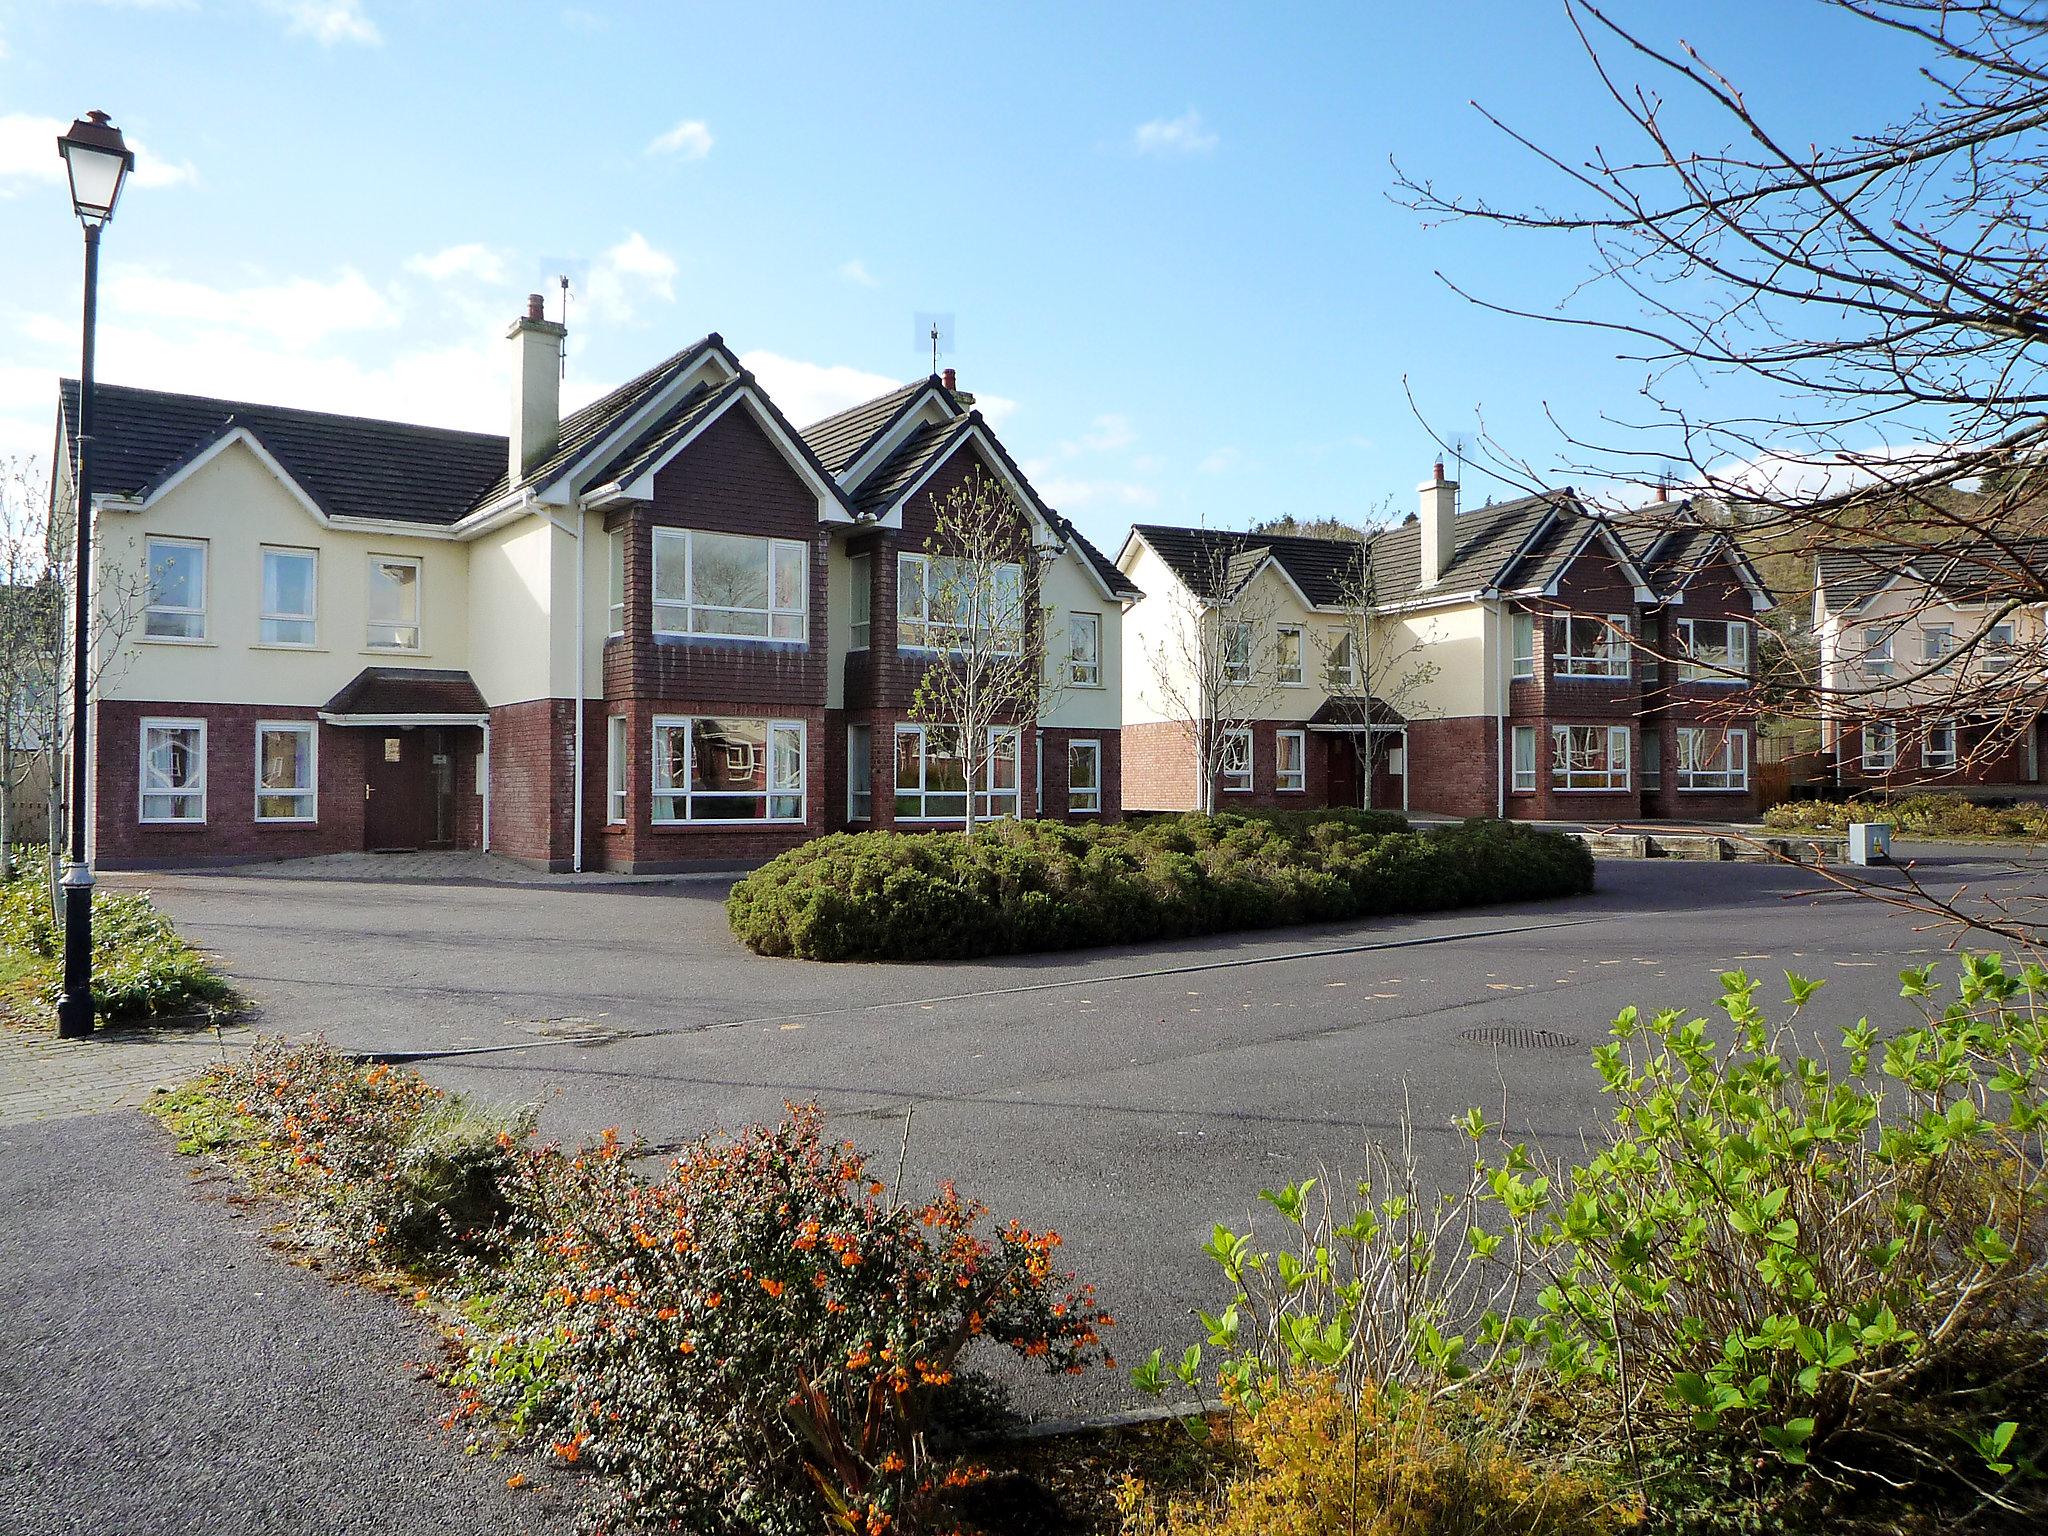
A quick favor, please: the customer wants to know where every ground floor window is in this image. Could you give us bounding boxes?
[1511,725,1537,792]
[893,724,1020,820]
[1861,719,1896,772]
[606,716,627,823]
[1219,727,1253,793]
[140,718,206,823]
[255,722,316,821]
[1676,726,1747,791]
[1068,739,1101,813]
[1551,724,1630,791]
[1276,728,1306,792]
[1923,719,1957,770]
[848,724,872,821]
[652,717,805,823]
[1641,729,1662,790]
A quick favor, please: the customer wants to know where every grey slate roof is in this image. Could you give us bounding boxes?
[1814,539,2048,611]
[57,380,506,527]
[799,379,938,475]
[321,666,487,717]
[1629,524,1774,606]
[851,415,976,519]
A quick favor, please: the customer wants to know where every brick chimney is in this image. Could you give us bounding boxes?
[1416,460,1459,587]
[942,367,956,391]
[508,292,567,481]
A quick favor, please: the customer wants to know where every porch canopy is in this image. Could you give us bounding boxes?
[1304,696,1404,733]
[317,667,488,727]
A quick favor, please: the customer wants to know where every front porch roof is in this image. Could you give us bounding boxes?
[1306,695,1405,731]
[319,666,487,724]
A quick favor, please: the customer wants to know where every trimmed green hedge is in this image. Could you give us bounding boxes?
[726,811,1595,961]
[1766,794,2048,841]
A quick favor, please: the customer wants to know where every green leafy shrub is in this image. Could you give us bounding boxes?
[450,1104,1114,1534]
[0,852,230,1021]
[728,813,1594,961]
[1765,795,2048,841]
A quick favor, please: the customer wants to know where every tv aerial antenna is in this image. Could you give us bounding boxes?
[914,311,955,376]
[541,256,591,379]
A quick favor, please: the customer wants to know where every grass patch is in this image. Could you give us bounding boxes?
[726,811,1595,962]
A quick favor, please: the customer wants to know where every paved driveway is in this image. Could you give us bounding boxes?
[112,846,2042,1421]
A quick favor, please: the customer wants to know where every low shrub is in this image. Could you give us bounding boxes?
[0,852,230,1021]
[1764,794,2048,841]
[728,813,1594,961]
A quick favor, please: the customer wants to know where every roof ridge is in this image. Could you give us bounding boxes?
[58,377,508,444]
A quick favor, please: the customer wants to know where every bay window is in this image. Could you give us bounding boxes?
[144,536,207,640]
[1551,724,1630,790]
[259,547,317,646]
[892,724,1020,820]
[652,529,808,642]
[848,723,872,820]
[1675,726,1747,791]
[850,554,871,649]
[1068,739,1102,813]
[651,717,805,823]
[1220,727,1253,793]
[140,718,206,823]
[366,555,421,650]
[606,715,627,823]
[254,722,316,821]
[607,530,625,636]
[1276,728,1306,792]
[1674,618,1750,682]
[897,553,1024,653]
[1554,616,1629,678]
[1511,725,1537,792]
[1511,611,1535,679]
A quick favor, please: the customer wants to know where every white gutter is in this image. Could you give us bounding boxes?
[481,718,492,852]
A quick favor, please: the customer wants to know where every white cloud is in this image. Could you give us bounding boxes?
[0,113,196,196]
[560,6,607,29]
[646,118,713,159]
[1133,108,1217,156]
[405,243,507,285]
[1701,443,1966,503]
[837,258,878,288]
[970,392,1018,426]
[581,231,678,322]
[1026,472,1160,511]
[95,266,400,351]
[270,0,380,45]
[1198,445,1245,475]
[739,351,904,427]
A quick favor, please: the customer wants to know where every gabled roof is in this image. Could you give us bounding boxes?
[851,415,977,519]
[1814,537,2048,614]
[1053,516,1143,601]
[1629,524,1775,610]
[799,378,941,475]
[58,380,505,527]
[1126,524,1368,605]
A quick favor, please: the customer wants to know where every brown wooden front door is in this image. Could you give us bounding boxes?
[364,730,427,851]
[1326,735,1360,808]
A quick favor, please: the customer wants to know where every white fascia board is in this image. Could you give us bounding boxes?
[525,346,739,507]
[1240,553,1316,611]
[136,427,467,541]
[839,385,955,489]
[615,387,852,524]
[1538,522,1655,604]
[1342,586,1489,617]
[882,423,1062,546]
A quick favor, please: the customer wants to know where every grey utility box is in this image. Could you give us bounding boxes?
[1847,822,1893,865]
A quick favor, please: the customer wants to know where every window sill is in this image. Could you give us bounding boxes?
[360,648,429,659]
[653,631,809,649]
[648,819,808,831]
[138,637,215,648]
[255,817,320,827]
[1672,786,1751,794]
[1549,785,1632,793]
[138,819,208,828]
[251,643,328,653]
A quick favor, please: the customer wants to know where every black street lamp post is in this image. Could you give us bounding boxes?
[54,111,133,1040]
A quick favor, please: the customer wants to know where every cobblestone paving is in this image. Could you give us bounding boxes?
[0,1018,254,1126]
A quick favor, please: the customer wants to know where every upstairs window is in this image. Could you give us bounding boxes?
[1222,621,1254,684]
[654,530,808,643]
[1674,618,1750,682]
[1675,726,1747,791]
[1324,630,1357,689]
[1511,611,1535,679]
[1554,615,1629,678]
[607,530,625,636]
[1276,625,1305,686]
[1982,621,2017,671]
[144,536,207,640]
[1863,625,1896,677]
[898,553,1024,653]
[1551,724,1630,790]
[366,555,421,650]
[1068,611,1102,686]
[849,554,871,649]
[259,547,316,646]
[1921,624,1954,663]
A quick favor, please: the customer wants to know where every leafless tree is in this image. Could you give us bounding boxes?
[1317,522,1442,810]
[1144,539,1286,815]
[1396,0,2048,941]
[906,469,1066,833]
[0,459,60,877]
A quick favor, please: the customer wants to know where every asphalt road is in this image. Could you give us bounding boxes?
[114,843,2047,1424]
[0,1112,578,1536]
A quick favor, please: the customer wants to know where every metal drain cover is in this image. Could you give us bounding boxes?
[1458,1026,1581,1050]
[518,1017,625,1044]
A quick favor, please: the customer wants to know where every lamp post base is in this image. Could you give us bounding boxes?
[54,865,94,1039]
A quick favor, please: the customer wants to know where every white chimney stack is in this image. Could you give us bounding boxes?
[1417,460,1459,587]
[508,292,566,481]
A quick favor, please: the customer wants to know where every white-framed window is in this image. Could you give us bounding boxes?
[849,554,871,650]
[653,529,808,643]
[892,724,1020,820]
[1068,739,1102,814]
[607,529,625,637]
[1276,728,1307,792]
[254,722,316,821]
[1674,618,1750,682]
[1922,624,1954,663]
[1511,725,1538,792]
[1982,621,2016,671]
[1222,621,1254,684]
[366,555,422,650]
[1675,726,1748,791]
[1511,611,1535,679]
[1642,728,1662,790]
[1862,719,1897,772]
[1554,615,1630,678]
[897,552,1024,653]
[143,536,207,640]
[606,715,627,823]
[848,723,872,820]
[139,718,206,823]
[1325,630,1357,688]
[259,547,317,646]
[1068,611,1102,686]
[1924,719,1958,770]
[1551,724,1630,791]
[1220,727,1253,793]
[1276,625,1305,686]
[1864,625,1896,677]
[651,717,805,823]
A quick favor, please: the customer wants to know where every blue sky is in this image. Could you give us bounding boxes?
[0,1,1933,549]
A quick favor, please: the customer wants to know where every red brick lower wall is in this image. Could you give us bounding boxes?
[1034,726,1124,823]
[1406,716,1500,819]
[488,699,577,869]
[1122,720,1198,812]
